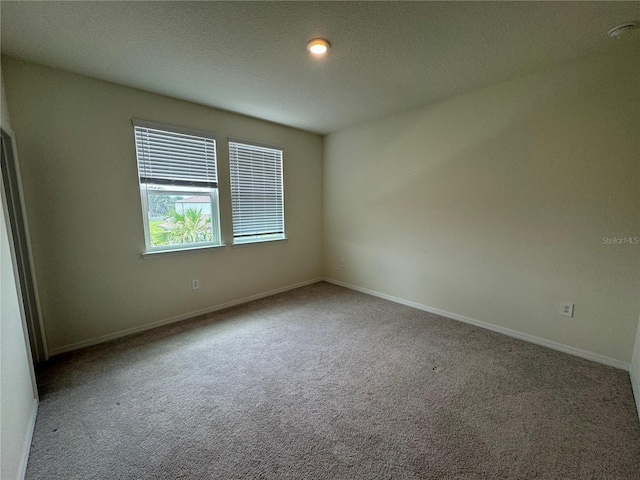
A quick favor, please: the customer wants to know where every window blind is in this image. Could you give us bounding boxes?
[134,122,218,188]
[229,141,284,240]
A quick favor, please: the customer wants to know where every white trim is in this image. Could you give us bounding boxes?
[630,365,640,422]
[132,118,217,141]
[227,136,283,152]
[232,237,287,248]
[48,278,323,356]
[0,146,40,397]
[1,126,48,363]
[18,397,38,480]
[142,243,225,258]
[323,277,630,372]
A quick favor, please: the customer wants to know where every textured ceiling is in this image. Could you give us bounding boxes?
[1,1,639,134]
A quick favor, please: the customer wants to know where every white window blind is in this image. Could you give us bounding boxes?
[134,122,218,188]
[229,140,284,243]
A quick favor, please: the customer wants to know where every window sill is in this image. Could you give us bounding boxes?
[142,244,225,258]
[231,237,287,248]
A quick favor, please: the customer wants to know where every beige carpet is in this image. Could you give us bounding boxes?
[27,282,640,479]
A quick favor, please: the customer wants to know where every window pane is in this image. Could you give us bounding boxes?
[145,189,218,248]
[134,121,222,252]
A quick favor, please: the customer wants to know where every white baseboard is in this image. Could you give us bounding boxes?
[48,278,323,356]
[18,397,38,480]
[323,277,630,372]
[630,365,640,422]
[46,275,632,375]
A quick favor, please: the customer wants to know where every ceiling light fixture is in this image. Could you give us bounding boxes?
[307,38,330,56]
[608,21,638,39]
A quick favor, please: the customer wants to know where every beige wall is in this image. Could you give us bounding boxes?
[2,49,639,368]
[1,67,38,480]
[324,48,639,364]
[2,57,323,353]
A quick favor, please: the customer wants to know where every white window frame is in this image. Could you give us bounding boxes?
[133,120,223,254]
[228,138,285,245]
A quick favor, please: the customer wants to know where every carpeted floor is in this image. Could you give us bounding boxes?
[26,282,640,479]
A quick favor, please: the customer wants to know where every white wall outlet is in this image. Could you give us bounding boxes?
[340,259,345,268]
[192,279,200,290]
[559,303,574,317]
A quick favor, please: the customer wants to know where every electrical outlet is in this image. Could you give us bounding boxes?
[192,279,200,290]
[559,303,574,317]
[340,259,345,268]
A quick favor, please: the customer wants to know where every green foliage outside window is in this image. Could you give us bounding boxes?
[148,194,177,218]
[149,207,212,247]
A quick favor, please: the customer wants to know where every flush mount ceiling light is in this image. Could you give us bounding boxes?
[307,38,330,56]
[608,21,638,39]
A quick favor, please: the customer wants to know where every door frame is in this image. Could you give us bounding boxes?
[1,126,48,365]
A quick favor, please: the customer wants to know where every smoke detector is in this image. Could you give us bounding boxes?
[608,21,638,39]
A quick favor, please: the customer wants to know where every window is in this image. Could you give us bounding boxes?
[229,140,285,244]
[133,120,222,252]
